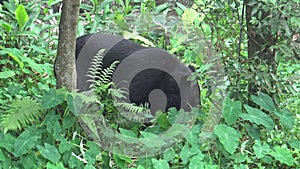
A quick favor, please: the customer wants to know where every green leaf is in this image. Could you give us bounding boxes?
[151,159,170,169]
[84,141,100,164]
[0,149,5,161]
[1,48,24,68]
[15,4,29,30]
[189,154,204,169]
[163,148,175,162]
[62,114,77,129]
[222,98,242,125]
[0,71,15,79]
[37,143,61,164]
[20,151,36,169]
[14,129,40,157]
[179,144,201,164]
[253,140,270,158]
[251,92,275,112]
[0,132,16,153]
[41,89,65,110]
[84,164,96,169]
[269,145,294,166]
[58,138,72,154]
[67,94,83,116]
[185,124,201,145]
[288,139,300,149]
[241,105,275,130]
[157,113,171,129]
[274,109,294,129]
[214,124,240,154]
[45,111,61,139]
[46,162,66,169]
[230,153,246,163]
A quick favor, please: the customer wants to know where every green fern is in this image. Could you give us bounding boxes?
[87,49,119,90]
[115,102,152,122]
[85,49,152,125]
[0,98,41,133]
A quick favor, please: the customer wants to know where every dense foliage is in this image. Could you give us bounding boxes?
[0,0,299,168]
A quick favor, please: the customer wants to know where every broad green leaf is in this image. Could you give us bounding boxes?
[0,71,15,79]
[41,89,65,110]
[84,142,100,164]
[58,138,72,154]
[179,144,192,164]
[0,132,16,153]
[269,145,294,166]
[251,92,275,112]
[2,22,12,32]
[44,111,62,140]
[62,114,77,129]
[14,129,40,157]
[288,139,300,149]
[37,143,61,164]
[214,124,240,154]
[179,144,201,164]
[222,98,242,125]
[241,105,274,130]
[189,154,204,169]
[185,124,201,145]
[163,148,175,162]
[182,8,199,25]
[157,113,171,129]
[291,17,300,26]
[230,153,246,163]
[67,94,83,116]
[15,4,29,30]
[1,48,24,68]
[46,162,66,169]
[0,149,5,161]
[274,109,294,129]
[152,159,170,169]
[253,140,270,158]
[20,151,36,169]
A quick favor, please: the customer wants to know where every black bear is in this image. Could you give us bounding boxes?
[74,33,200,114]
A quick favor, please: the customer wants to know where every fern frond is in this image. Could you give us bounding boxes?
[95,61,119,86]
[0,98,41,133]
[109,88,127,100]
[87,49,119,91]
[115,102,152,122]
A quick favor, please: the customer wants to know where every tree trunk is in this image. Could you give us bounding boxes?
[55,0,81,91]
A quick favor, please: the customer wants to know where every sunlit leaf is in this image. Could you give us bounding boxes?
[251,92,276,112]
[14,129,40,157]
[37,143,61,164]
[274,109,294,129]
[15,4,29,30]
[0,71,15,79]
[214,124,240,154]
[152,159,170,169]
[253,140,270,158]
[222,98,242,125]
[240,105,274,130]
[269,145,294,166]
[41,89,65,110]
